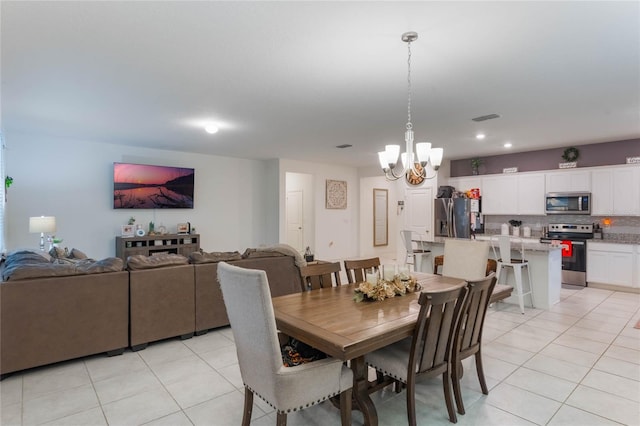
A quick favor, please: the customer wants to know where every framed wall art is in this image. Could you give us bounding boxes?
[373,188,388,246]
[325,179,347,209]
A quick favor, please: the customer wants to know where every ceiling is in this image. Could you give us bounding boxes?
[2,1,639,168]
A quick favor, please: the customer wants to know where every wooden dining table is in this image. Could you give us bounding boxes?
[272,272,466,426]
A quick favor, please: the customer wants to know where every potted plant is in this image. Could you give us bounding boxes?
[509,220,522,236]
[470,158,482,175]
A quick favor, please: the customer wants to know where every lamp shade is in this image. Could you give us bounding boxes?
[29,216,56,233]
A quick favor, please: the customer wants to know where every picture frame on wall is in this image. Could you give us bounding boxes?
[121,225,135,237]
[325,179,347,209]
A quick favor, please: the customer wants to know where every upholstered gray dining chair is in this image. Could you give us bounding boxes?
[451,273,497,416]
[217,262,353,426]
[365,286,469,425]
[442,239,490,282]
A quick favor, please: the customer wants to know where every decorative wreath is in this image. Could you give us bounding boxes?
[562,147,579,162]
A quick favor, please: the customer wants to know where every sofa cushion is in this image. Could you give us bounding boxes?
[4,250,50,269]
[241,249,284,259]
[2,255,124,281]
[126,254,189,270]
[189,251,242,264]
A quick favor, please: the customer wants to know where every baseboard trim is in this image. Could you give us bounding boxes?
[587,282,640,294]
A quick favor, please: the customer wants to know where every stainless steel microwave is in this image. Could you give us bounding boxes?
[545,192,591,215]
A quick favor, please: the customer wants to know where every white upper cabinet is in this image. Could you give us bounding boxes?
[481,175,518,215]
[517,173,546,215]
[480,173,544,215]
[591,165,640,216]
[545,170,591,193]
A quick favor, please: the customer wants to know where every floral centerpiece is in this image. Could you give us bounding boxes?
[353,272,421,302]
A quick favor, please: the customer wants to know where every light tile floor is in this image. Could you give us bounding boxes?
[1,286,639,425]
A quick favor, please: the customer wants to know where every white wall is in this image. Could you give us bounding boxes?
[358,176,398,261]
[279,159,359,262]
[6,133,277,258]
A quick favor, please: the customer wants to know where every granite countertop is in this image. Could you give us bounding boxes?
[590,237,640,245]
[428,236,560,252]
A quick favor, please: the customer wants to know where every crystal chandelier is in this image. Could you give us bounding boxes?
[379,32,443,181]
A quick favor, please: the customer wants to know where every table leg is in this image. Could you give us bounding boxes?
[351,356,378,426]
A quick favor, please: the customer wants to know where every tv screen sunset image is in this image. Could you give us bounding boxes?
[113,163,194,209]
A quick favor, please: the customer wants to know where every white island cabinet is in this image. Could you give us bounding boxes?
[587,242,635,287]
[427,236,562,310]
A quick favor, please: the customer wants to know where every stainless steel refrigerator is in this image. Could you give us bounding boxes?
[434,198,483,238]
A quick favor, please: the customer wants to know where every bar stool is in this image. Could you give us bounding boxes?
[400,230,430,272]
[491,235,533,314]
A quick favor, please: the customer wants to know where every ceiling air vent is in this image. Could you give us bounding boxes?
[472,113,501,122]
[336,144,352,149]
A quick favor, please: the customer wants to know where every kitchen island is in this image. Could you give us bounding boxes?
[417,236,562,310]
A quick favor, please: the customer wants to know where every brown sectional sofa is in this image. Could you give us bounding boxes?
[194,254,304,333]
[1,252,128,377]
[1,247,304,376]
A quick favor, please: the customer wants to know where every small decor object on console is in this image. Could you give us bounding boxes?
[121,225,134,237]
[177,223,190,234]
[304,246,314,262]
[135,224,146,237]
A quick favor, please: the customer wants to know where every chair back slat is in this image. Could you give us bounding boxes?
[456,274,496,356]
[411,287,468,376]
[343,258,380,284]
[299,262,342,290]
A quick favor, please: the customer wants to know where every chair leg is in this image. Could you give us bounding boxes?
[340,388,352,426]
[475,351,489,395]
[451,358,465,415]
[514,265,525,314]
[526,265,534,308]
[242,386,253,426]
[276,412,287,426]
[406,378,417,426]
[442,371,458,423]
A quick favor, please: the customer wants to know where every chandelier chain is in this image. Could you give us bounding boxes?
[406,39,412,130]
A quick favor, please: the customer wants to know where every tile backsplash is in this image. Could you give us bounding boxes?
[484,214,640,243]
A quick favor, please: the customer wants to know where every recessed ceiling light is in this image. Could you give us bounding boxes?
[476,134,486,140]
[205,124,219,134]
[504,142,512,148]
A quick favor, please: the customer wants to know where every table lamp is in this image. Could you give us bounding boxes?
[29,216,56,251]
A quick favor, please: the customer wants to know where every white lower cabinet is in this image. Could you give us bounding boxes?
[587,242,635,287]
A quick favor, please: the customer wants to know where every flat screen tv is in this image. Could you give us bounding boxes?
[113,162,194,209]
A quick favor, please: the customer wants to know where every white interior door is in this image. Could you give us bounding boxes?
[286,190,304,252]
[405,187,434,241]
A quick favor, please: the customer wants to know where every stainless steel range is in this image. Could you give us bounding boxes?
[540,223,594,286]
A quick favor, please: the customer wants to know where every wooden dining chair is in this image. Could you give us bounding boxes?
[217,262,353,426]
[343,257,380,284]
[365,286,469,425]
[451,273,497,416]
[299,262,342,290]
